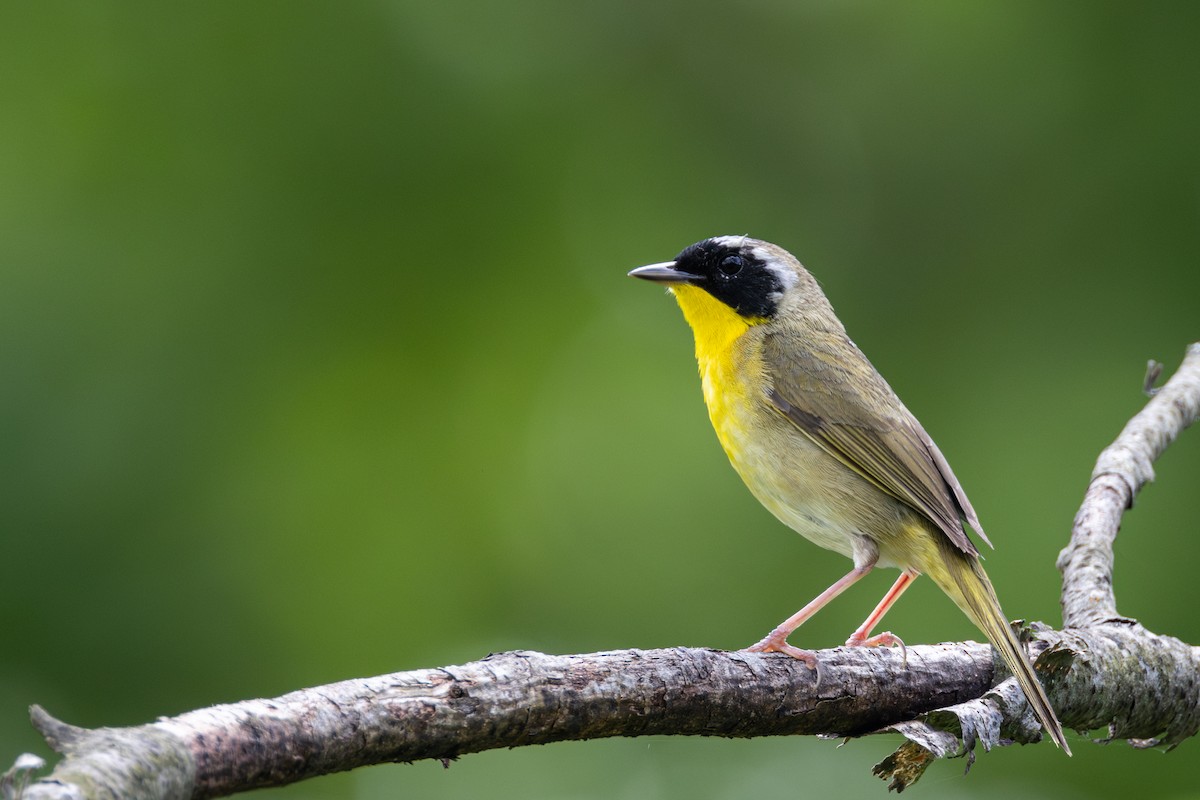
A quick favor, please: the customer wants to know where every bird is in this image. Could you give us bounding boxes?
[628,235,1069,753]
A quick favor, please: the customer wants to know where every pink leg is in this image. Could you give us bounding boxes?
[844,569,918,662]
[743,563,875,670]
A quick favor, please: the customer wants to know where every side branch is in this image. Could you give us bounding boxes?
[1057,343,1200,627]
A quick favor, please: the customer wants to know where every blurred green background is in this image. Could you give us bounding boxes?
[2,2,1198,798]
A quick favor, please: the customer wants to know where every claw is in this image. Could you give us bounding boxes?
[845,630,908,668]
[742,635,822,687]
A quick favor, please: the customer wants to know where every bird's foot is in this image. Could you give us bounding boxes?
[742,633,822,684]
[845,630,908,667]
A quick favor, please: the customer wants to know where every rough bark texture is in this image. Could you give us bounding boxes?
[7,343,1200,799]
[1057,343,1200,627]
[17,644,997,800]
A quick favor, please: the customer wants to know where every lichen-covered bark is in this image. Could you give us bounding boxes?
[19,708,195,800]
[1044,624,1200,747]
[17,621,1200,799]
[1057,343,1200,627]
[873,621,1200,790]
[20,643,998,799]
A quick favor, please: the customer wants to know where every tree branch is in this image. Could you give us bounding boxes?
[1057,342,1200,627]
[12,644,996,800]
[8,343,1200,799]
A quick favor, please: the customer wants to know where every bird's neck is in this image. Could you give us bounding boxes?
[671,285,765,367]
[671,285,767,438]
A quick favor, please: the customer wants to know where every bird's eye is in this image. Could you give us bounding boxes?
[718,255,743,276]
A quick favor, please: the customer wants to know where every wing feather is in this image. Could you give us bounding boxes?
[762,330,988,556]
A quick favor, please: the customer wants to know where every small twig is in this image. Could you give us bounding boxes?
[1144,360,1164,396]
[1057,343,1200,628]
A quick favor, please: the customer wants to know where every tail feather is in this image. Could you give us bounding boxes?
[929,545,1071,755]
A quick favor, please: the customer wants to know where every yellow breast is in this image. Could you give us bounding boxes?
[669,283,866,563]
[670,285,766,462]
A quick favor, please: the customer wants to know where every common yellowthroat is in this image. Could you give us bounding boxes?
[630,236,1069,753]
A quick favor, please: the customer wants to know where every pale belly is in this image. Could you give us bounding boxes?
[701,363,918,570]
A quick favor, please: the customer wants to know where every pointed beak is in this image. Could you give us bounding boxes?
[627,261,703,284]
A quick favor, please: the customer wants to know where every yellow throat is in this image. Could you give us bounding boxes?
[670,284,763,356]
[670,284,767,454]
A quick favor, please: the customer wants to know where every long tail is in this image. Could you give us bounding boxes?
[927,543,1071,755]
